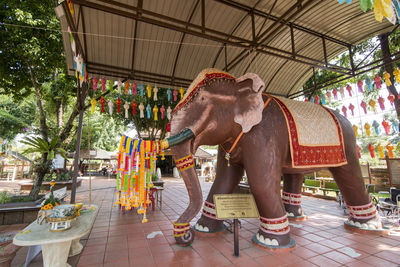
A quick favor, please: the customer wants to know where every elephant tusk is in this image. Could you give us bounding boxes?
[161,128,194,149]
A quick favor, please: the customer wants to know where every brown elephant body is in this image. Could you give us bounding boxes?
[165,69,382,248]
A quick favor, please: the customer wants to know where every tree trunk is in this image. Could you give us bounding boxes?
[56,101,64,130]
[379,33,400,121]
[29,153,50,200]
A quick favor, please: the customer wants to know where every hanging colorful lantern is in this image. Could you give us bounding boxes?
[353,125,359,138]
[116,97,122,113]
[314,95,319,104]
[139,103,144,118]
[167,88,172,102]
[346,84,352,97]
[146,104,151,119]
[179,87,185,100]
[349,103,354,116]
[108,100,114,115]
[326,91,332,102]
[378,96,385,110]
[92,76,99,91]
[394,68,400,83]
[368,99,377,113]
[360,100,367,114]
[90,98,97,114]
[146,85,152,98]
[132,82,137,95]
[131,101,137,116]
[383,71,391,87]
[364,122,371,137]
[372,120,380,135]
[117,80,122,94]
[357,79,363,93]
[390,118,399,132]
[124,102,130,119]
[387,143,394,158]
[99,96,106,113]
[342,105,347,117]
[388,94,395,106]
[160,105,165,119]
[173,89,178,102]
[357,145,361,159]
[167,106,172,120]
[153,105,158,121]
[339,87,345,99]
[365,77,373,91]
[140,84,144,96]
[374,74,382,89]
[382,119,390,135]
[373,0,393,23]
[332,88,338,100]
[153,85,158,101]
[376,143,384,158]
[125,81,130,95]
[368,143,375,158]
[321,95,326,105]
[101,77,106,91]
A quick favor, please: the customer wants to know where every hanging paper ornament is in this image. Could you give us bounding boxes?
[74,54,83,76]
[99,96,106,113]
[332,88,338,99]
[372,120,380,135]
[394,0,400,23]
[139,102,144,118]
[117,80,122,94]
[116,97,122,113]
[326,91,332,102]
[309,97,315,103]
[146,104,151,119]
[388,94,395,106]
[357,145,361,159]
[348,103,354,116]
[378,96,385,110]
[153,85,158,101]
[373,0,393,22]
[337,0,352,4]
[374,74,382,89]
[167,106,172,120]
[314,95,319,104]
[369,99,376,113]
[179,87,185,100]
[131,101,137,116]
[346,84,352,97]
[359,0,374,12]
[140,84,144,96]
[321,95,326,105]
[153,105,158,121]
[125,81,130,95]
[304,98,308,102]
[376,143,385,158]
[383,71,391,87]
[365,77,373,91]
[101,77,106,91]
[108,100,114,115]
[173,89,178,102]
[92,76,99,91]
[132,82,137,95]
[368,143,375,158]
[390,118,399,132]
[353,125,359,138]
[341,106,347,117]
[364,123,371,137]
[382,119,390,135]
[90,98,97,114]
[67,0,74,14]
[360,100,367,114]
[124,101,130,119]
[167,88,172,102]
[357,80,363,93]
[394,68,400,83]
[339,87,345,99]
[387,143,394,158]
[160,105,165,119]
[146,85,152,98]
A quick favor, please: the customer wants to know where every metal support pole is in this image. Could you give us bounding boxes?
[234,219,239,256]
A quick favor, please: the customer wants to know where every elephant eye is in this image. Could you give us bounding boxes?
[201,97,205,101]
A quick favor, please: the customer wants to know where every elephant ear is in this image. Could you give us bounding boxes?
[234,73,265,133]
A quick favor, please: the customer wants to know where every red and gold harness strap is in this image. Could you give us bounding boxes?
[173,222,191,237]
[202,201,223,221]
[346,201,377,220]
[282,192,302,206]
[175,154,195,171]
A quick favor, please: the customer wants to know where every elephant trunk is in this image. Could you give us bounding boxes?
[170,140,202,246]
[161,128,194,149]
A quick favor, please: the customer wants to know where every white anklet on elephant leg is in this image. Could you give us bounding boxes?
[259,214,290,235]
[202,201,223,221]
[346,201,377,220]
[282,192,302,205]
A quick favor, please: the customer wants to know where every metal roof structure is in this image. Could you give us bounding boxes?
[55,0,398,98]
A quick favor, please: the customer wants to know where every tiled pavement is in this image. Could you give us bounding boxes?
[6,176,400,266]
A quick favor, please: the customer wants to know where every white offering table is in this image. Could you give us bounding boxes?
[13,205,98,267]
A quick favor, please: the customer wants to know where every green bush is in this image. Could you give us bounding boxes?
[0,191,11,204]
[152,173,159,181]
[44,171,71,182]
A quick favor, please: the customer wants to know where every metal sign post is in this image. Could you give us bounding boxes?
[214,194,259,257]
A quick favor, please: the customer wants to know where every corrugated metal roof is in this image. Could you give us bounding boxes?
[57,0,396,97]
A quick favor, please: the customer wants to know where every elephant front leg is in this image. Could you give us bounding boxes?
[195,148,244,234]
[283,173,306,221]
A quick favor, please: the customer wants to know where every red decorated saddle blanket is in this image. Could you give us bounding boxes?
[272,96,347,168]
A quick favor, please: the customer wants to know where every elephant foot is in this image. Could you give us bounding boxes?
[282,192,307,221]
[174,222,195,246]
[252,214,295,250]
[344,201,389,235]
[194,201,225,234]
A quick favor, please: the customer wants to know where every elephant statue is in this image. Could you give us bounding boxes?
[161,69,383,249]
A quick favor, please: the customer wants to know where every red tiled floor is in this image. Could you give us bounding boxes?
[7,176,400,267]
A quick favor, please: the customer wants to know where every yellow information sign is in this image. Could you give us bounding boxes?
[213,194,259,219]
